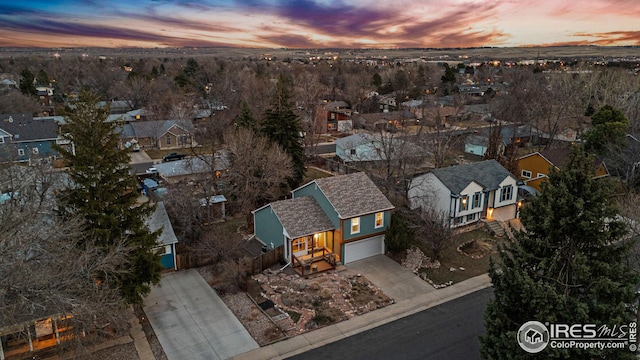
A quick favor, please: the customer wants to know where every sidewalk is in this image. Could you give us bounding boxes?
[231,273,491,360]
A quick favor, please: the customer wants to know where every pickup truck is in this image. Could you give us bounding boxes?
[162,152,186,162]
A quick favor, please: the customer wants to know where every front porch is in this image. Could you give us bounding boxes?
[292,247,337,277]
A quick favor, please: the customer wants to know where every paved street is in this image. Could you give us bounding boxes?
[288,287,493,360]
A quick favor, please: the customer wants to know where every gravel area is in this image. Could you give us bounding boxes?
[93,342,139,360]
[222,292,286,346]
[135,304,169,360]
[219,267,392,346]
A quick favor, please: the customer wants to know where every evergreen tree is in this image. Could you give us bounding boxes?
[36,69,49,86]
[54,90,162,305]
[584,104,629,155]
[481,147,638,359]
[234,100,258,132]
[262,74,306,188]
[384,210,414,254]
[19,69,37,97]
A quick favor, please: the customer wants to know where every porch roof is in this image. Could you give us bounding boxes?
[270,196,335,239]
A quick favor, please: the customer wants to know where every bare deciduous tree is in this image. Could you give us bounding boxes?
[408,208,456,261]
[224,127,293,214]
[0,165,131,357]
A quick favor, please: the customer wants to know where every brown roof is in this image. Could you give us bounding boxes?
[270,196,335,239]
[539,147,571,168]
[313,172,394,218]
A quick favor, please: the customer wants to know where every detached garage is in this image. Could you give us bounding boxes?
[343,235,385,264]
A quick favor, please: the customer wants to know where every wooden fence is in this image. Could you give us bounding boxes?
[175,253,214,270]
[251,246,285,274]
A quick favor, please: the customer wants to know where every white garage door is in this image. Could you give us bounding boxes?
[343,235,385,264]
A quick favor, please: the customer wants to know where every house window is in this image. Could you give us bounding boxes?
[472,192,481,209]
[466,213,477,222]
[453,216,463,225]
[327,123,336,131]
[155,245,171,255]
[500,185,513,202]
[292,238,306,253]
[330,113,336,120]
[459,195,469,211]
[375,212,384,229]
[351,217,360,234]
[0,137,4,144]
[32,147,39,155]
[17,148,25,156]
[521,170,532,178]
[166,135,171,145]
[349,149,356,155]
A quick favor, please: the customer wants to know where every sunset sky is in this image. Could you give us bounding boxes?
[0,0,639,48]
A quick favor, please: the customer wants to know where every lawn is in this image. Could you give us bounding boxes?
[303,166,333,183]
[415,229,503,285]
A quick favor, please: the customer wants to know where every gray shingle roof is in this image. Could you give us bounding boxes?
[334,133,370,150]
[146,202,179,246]
[431,159,515,194]
[270,196,335,239]
[313,172,394,218]
[0,113,59,141]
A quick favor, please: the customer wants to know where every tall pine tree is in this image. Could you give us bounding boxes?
[262,74,305,188]
[55,90,162,305]
[481,147,638,359]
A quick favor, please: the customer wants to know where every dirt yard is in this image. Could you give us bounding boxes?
[220,267,392,346]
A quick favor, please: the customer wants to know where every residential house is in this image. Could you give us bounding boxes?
[151,151,229,185]
[516,147,609,192]
[353,111,416,132]
[253,172,394,275]
[464,124,539,159]
[0,113,63,162]
[118,120,195,150]
[146,202,179,270]
[36,86,54,107]
[316,100,352,133]
[408,160,520,227]
[335,132,425,164]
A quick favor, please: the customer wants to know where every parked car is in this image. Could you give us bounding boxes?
[162,152,186,162]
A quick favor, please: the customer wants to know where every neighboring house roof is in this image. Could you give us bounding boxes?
[270,196,335,239]
[146,202,179,246]
[355,111,415,125]
[465,134,489,147]
[431,159,515,194]
[200,194,227,206]
[153,151,229,178]
[0,113,59,141]
[122,120,193,139]
[538,147,571,168]
[334,133,370,150]
[537,147,608,175]
[479,124,537,145]
[311,172,394,218]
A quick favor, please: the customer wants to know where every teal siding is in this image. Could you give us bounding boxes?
[293,183,340,228]
[254,206,285,248]
[343,211,390,241]
[160,251,174,269]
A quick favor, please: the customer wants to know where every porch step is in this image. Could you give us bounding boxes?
[484,220,505,237]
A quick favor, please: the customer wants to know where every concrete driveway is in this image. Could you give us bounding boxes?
[143,269,259,360]
[346,255,434,302]
[129,150,153,164]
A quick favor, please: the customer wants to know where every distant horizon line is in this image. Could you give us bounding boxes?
[2,45,639,51]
